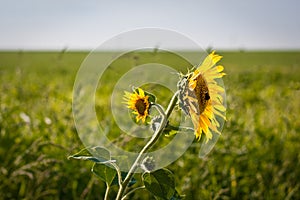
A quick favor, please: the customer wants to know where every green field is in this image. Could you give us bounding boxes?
[1,50,300,199]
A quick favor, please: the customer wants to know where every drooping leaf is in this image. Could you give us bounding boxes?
[91,163,116,186]
[142,168,175,199]
[68,146,111,163]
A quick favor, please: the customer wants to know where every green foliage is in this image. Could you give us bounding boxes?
[111,172,137,187]
[144,91,157,104]
[68,146,111,163]
[1,51,300,199]
[92,163,116,186]
[142,168,175,199]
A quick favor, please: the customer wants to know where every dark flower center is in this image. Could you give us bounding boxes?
[135,99,147,115]
[193,74,210,114]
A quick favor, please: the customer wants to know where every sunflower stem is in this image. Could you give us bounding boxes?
[104,183,110,200]
[166,91,179,118]
[115,91,179,200]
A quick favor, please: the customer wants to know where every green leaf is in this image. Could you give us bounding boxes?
[68,146,111,163]
[145,91,156,104]
[91,163,116,186]
[142,168,175,199]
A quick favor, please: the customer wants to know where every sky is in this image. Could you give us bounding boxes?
[0,0,300,50]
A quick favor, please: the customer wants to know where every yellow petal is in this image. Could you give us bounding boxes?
[216,65,224,72]
[214,104,226,112]
[199,51,223,72]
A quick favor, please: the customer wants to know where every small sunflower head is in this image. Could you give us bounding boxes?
[177,51,226,142]
[123,87,155,123]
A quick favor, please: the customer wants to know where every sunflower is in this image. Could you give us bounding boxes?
[123,88,151,123]
[178,51,226,141]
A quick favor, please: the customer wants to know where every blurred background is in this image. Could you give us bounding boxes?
[0,0,299,199]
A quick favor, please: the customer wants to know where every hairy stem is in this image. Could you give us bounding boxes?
[165,91,179,118]
[115,91,179,200]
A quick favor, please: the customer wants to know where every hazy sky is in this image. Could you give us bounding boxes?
[1,0,299,50]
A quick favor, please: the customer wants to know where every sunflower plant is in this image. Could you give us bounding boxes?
[69,51,226,200]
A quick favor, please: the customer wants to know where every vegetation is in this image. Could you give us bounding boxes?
[0,50,299,199]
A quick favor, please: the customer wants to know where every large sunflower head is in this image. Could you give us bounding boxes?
[123,88,151,123]
[178,51,226,142]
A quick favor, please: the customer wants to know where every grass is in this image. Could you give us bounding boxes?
[0,50,299,199]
